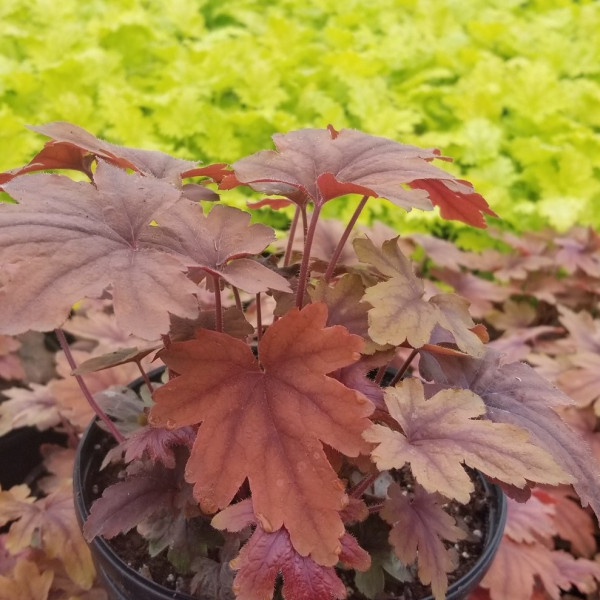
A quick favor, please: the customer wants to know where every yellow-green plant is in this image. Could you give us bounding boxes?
[1,0,599,231]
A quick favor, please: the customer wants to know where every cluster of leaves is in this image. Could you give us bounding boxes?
[0,445,106,600]
[406,225,600,599]
[0,123,598,600]
[1,0,599,232]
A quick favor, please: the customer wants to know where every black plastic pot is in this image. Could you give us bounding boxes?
[74,371,507,600]
[74,417,196,600]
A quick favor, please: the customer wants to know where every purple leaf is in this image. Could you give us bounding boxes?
[232,128,495,226]
[0,161,200,339]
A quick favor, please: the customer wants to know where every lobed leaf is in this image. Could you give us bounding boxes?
[381,483,465,600]
[408,178,496,228]
[0,161,199,339]
[0,559,53,600]
[540,486,599,557]
[419,348,600,519]
[231,525,348,600]
[355,237,484,356]
[480,538,600,600]
[556,352,600,412]
[364,378,572,502]
[154,202,291,294]
[231,128,495,227]
[26,121,197,183]
[117,425,196,468]
[503,493,556,545]
[0,383,61,435]
[83,460,188,541]
[0,487,95,589]
[149,303,372,565]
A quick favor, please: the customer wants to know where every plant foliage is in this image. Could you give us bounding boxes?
[0,123,598,600]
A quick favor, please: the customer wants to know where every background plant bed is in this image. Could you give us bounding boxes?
[74,418,507,600]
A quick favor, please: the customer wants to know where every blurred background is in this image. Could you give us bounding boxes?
[1,0,598,237]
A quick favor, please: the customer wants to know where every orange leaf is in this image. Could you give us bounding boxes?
[149,303,372,565]
[0,487,95,589]
[0,558,53,600]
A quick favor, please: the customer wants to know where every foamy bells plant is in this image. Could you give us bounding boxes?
[0,122,598,600]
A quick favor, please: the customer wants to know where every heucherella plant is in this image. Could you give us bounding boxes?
[0,122,598,600]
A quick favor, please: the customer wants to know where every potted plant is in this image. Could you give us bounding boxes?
[0,122,598,600]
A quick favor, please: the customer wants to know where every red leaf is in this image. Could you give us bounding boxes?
[339,532,371,572]
[118,425,196,468]
[232,128,493,225]
[27,121,197,182]
[149,303,372,565]
[409,178,497,227]
[0,141,95,185]
[539,486,598,557]
[246,198,294,210]
[381,483,465,600]
[213,498,370,572]
[181,162,230,182]
[231,526,347,600]
[503,494,556,545]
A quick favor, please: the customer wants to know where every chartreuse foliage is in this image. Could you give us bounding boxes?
[1,0,599,232]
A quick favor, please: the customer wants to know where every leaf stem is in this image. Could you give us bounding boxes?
[349,473,379,498]
[324,195,369,282]
[256,293,262,341]
[300,205,308,240]
[135,359,154,394]
[295,203,322,308]
[232,286,243,311]
[284,206,300,267]
[368,502,386,514]
[374,365,387,385]
[213,275,223,333]
[389,348,419,387]
[54,328,125,443]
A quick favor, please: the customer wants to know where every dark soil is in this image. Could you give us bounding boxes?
[86,430,492,600]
